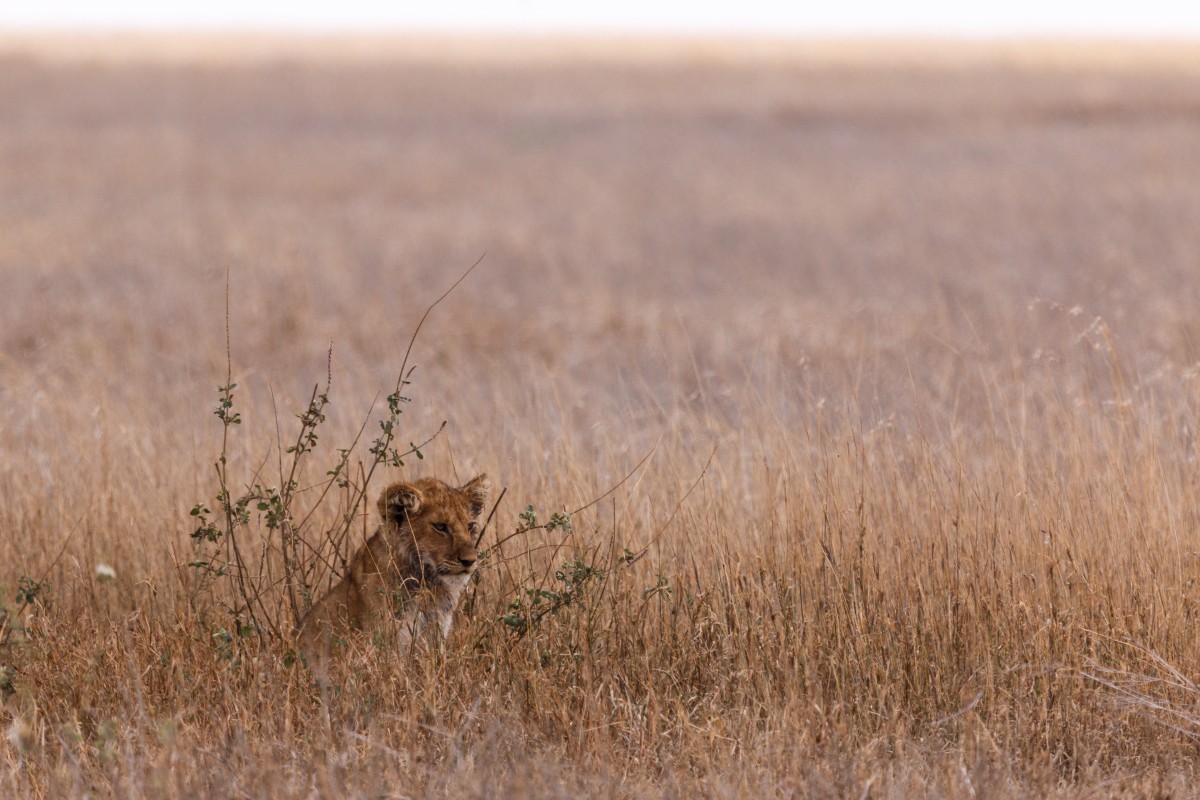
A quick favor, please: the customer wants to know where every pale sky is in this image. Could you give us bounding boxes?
[3,0,1200,37]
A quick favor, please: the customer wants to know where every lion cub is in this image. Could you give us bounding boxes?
[296,474,489,662]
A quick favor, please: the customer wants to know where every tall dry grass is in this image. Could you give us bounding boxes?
[3,39,1200,797]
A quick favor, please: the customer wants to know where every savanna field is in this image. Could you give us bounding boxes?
[4,36,1200,797]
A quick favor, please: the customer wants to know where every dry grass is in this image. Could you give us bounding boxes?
[3,37,1200,797]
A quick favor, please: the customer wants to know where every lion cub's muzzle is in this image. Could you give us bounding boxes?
[449,554,477,574]
[436,550,477,576]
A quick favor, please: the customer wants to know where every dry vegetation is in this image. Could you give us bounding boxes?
[4,37,1200,797]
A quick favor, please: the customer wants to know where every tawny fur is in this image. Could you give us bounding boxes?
[296,474,489,663]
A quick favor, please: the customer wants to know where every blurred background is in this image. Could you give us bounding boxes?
[3,0,1200,505]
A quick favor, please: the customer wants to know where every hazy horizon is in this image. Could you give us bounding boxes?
[4,0,1200,38]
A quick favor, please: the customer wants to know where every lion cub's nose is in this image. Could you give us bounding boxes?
[459,557,476,569]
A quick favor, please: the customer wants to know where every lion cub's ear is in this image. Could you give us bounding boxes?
[460,474,491,519]
[378,482,423,524]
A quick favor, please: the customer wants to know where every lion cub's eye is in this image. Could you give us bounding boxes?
[432,522,450,535]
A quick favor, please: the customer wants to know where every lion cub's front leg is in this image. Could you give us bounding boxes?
[295,575,362,664]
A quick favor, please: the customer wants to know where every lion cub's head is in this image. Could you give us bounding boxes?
[376,474,490,582]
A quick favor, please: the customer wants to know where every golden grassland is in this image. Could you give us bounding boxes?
[3,37,1200,797]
